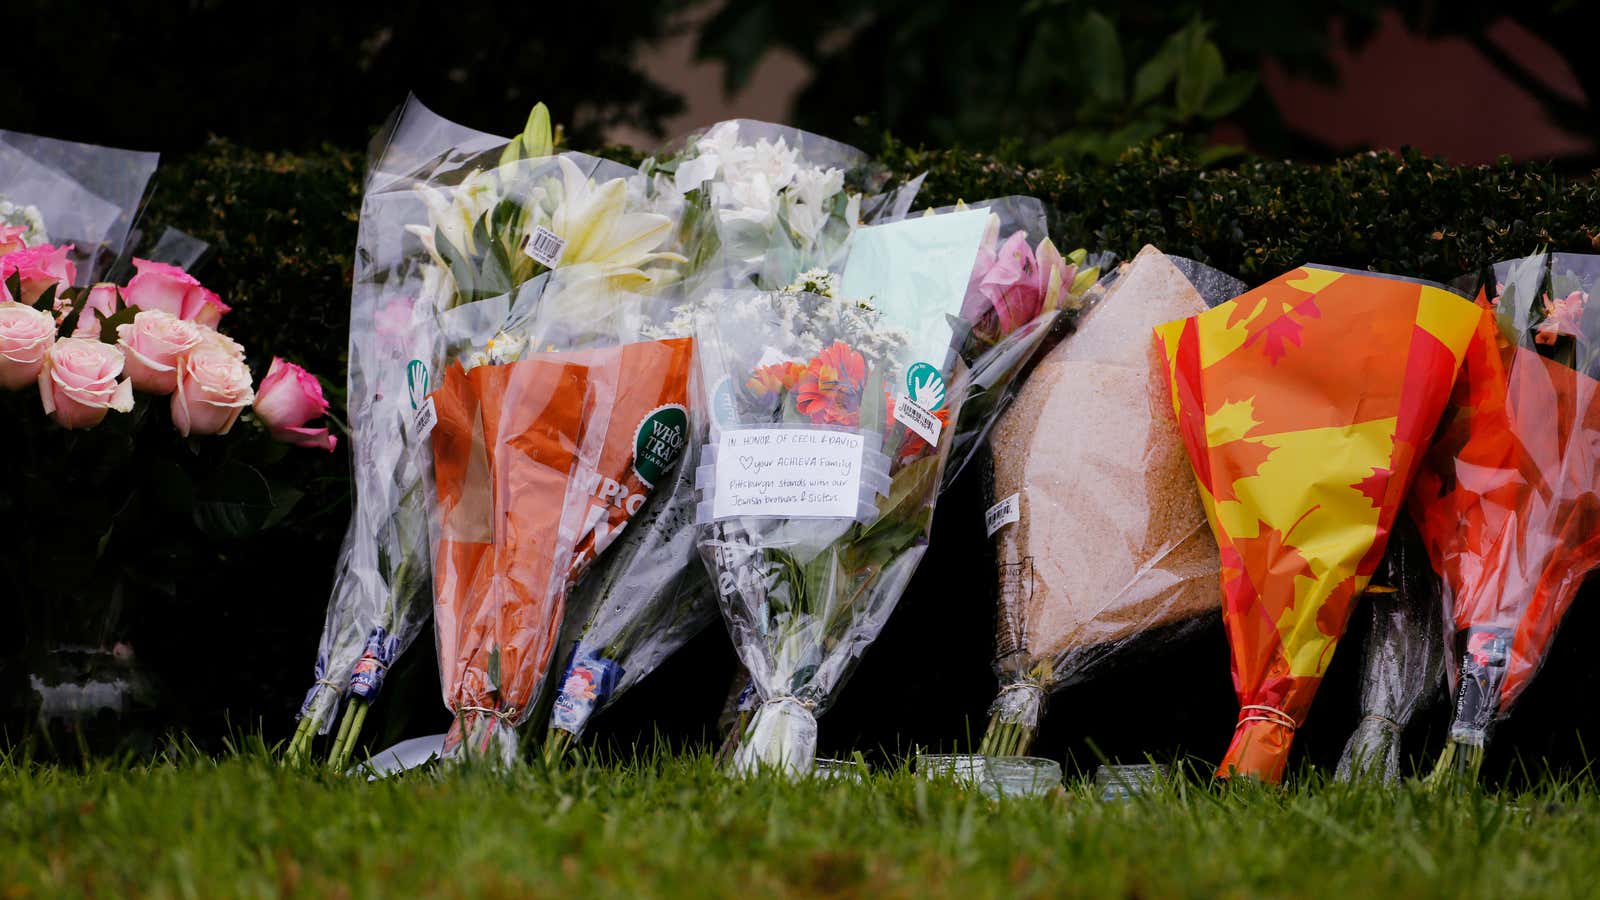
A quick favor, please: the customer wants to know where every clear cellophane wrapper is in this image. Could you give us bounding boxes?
[693,288,966,775]
[1412,252,1600,760]
[1335,519,1446,782]
[0,129,158,283]
[981,247,1240,754]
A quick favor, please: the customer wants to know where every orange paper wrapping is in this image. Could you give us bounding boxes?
[432,357,591,757]
[1412,299,1600,744]
[430,338,695,759]
[1155,266,1483,782]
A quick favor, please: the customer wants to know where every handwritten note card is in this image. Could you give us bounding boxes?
[711,428,865,520]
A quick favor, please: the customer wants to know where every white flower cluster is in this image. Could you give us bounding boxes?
[668,123,860,254]
[0,197,49,245]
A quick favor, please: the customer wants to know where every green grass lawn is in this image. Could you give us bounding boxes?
[3,745,1597,898]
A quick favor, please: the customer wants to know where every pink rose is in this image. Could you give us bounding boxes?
[171,345,254,436]
[72,283,123,338]
[195,324,246,359]
[123,258,230,324]
[254,357,337,451]
[0,302,57,389]
[38,337,133,429]
[116,309,204,394]
[0,225,29,257]
[0,243,77,306]
[189,287,230,328]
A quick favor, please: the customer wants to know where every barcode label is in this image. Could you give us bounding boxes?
[894,393,942,446]
[527,226,567,267]
[985,492,1021,537]
[412,396,438,441]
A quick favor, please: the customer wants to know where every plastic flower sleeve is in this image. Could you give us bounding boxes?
[980,247,1233,757]
[290,98,503,759]
[692,284,971,775]
[1335,519,1446,782]
[0,130,158,283]
[1156,265,1483,783]
[1411,252,1600,780]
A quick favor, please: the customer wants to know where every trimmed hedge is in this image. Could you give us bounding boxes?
[125,137,1600,774]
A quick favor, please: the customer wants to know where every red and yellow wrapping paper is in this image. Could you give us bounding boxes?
[1411,298,1600,743]
[1154,266,1483,781]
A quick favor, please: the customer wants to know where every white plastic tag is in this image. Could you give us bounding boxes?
[894,393,942,446]
[412,396,438,441]
[527,226,567,267]
[985,492,1021,537]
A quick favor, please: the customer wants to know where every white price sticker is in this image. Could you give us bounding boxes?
[985,492,1021,537]
[711,428,865,520]
[412,396,438,441]
[527,226,567,267]
[894,393,943,446]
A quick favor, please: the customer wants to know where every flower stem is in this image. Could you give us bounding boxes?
[1426,737,1486,788]
[328,698,371,772]
[978,714,1036,758]
[543,728,576,767]
[284,714,316,765]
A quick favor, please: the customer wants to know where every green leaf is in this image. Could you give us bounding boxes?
[3,272,21,305]
[1203,72,1257,119]
[487,645,502,693]
[32,282,57,312]
[1077,12,1125,106]
[192,460,277,539]
[1131,29,1188,107]
[96,304,139,344]
[1176,38,1225,120]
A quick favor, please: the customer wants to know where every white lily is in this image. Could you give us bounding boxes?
[784,166,846,249]
[544,157,685,291]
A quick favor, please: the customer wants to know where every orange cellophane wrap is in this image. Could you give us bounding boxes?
[556,338,695,578]
[1154,266,1483,781]
[431,357,590,758]
[1411,309,1600,739]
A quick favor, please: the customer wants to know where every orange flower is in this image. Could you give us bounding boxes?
[796,340,867,426]
[744,360,805,403]
[887,391,949,462]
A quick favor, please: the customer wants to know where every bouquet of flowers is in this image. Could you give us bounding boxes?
[289,95,687,766]
[0,134,332,746]
[641,120,921,293]
[1334,519,1446,782]
[694,205,983,773]
[979,246,1237,757]
[429,324,695,762]
[1410,251,1600,781]
[1155,265,1483,782]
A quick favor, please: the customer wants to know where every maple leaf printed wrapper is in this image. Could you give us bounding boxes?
[1411,252,1600,761]
[1155,265,1483,782]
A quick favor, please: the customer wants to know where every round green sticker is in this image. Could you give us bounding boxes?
[634,404,689,487]
[904,362,946,411]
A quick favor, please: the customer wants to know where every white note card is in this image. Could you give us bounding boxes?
[711,428,865,520]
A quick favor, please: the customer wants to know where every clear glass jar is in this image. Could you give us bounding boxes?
[916,753,1061,799]
[813,757,867,782]
[1094,764,1168,801]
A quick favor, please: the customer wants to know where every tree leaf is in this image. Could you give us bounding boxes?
[1176,37,1225,120]
[192,460,277,539]
[1077,12,1125,106]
